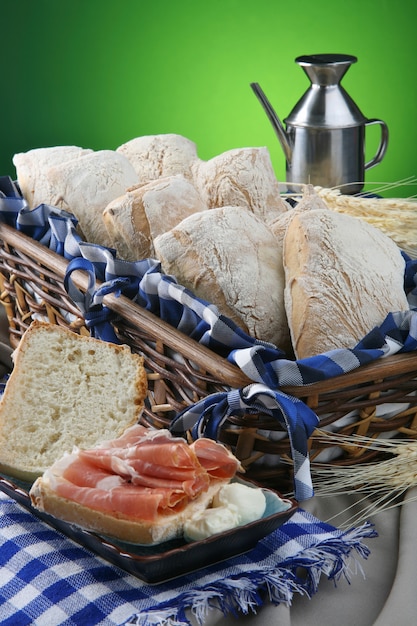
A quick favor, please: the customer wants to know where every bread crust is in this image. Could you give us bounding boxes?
[12,145,93,209]
[191,147,288,223]
[116,134,198,183]
[45,150,139,246]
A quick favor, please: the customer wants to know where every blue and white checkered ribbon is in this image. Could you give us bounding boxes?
[170,384,319,502]
[0,491,376,626]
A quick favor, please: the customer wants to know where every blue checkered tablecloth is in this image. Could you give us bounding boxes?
[0,491,376,626]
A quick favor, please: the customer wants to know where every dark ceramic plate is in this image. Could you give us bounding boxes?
[0,473,297,584]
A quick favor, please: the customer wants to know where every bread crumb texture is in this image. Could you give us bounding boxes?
[0,322,147,479]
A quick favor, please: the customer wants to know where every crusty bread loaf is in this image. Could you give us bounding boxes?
[116,133,198,183]
[103,174,207,261]
[30,473,226,544]
[283,209,409,358]
[154,205,292,352]
[13,145,93,209]
[0,321,147,482]
[191,147,289,224]
[42,150,139,246]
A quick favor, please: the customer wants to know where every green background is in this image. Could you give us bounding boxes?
[1,0,416,197]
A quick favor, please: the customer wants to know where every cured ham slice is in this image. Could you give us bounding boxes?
[30,425,241,543]
[191,438,243,479]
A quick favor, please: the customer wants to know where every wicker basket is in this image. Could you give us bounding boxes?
[1,221,417,492]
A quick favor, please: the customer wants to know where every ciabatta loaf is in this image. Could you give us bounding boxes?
[154,205,292,351]
[116,133,198,183]
[44,150,139,246]
[103,174,207,261]
[13,145,93,209]
[0,322,147,482]
[191,147,289,223]
[283,209,409,358]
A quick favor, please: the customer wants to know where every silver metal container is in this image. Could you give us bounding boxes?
[251,54,389,194]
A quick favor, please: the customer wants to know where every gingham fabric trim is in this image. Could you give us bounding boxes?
[63,247,417,389]
[0,492,376,626]
[170,384,319,501]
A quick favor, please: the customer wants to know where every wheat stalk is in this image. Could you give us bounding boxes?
[311,432,417,527]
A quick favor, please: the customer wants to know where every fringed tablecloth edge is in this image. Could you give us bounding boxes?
[123,521,377,626]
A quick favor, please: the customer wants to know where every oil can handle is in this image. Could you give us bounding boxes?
[364,119,389,170]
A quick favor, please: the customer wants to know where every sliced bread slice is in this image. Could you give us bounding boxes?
[0,321,147,482]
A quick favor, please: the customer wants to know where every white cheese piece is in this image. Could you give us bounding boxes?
[183,505,239,541]
[213,482,267,525]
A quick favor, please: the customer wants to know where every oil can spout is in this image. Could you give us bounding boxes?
[250,82,292,164]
